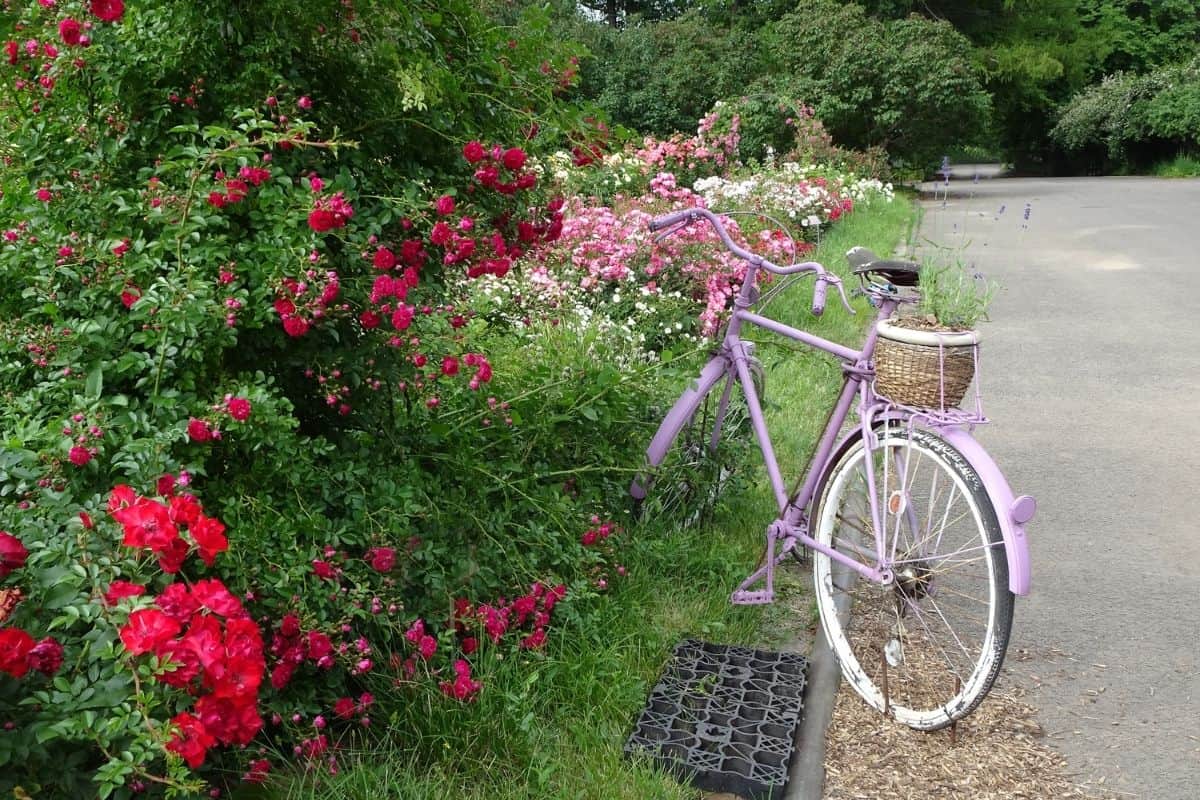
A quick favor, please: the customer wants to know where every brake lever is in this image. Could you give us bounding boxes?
[653,219,692,244]
[831,276,856,315]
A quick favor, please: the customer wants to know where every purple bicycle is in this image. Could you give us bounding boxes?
[631,207,1035,730]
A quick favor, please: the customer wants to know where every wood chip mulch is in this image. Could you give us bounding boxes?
[823,686,1117,800]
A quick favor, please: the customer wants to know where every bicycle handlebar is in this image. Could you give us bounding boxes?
[811,278,828,316]
[648,207,855,314]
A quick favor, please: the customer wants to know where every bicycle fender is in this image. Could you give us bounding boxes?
[935,428,1033,597]
[818,420,1033,597]
[643,356,729,468]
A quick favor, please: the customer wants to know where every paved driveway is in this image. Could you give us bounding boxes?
[917,174,1200,799]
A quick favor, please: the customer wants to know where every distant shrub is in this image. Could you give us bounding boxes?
[1052,56,1200,170]
[756,0,991,169]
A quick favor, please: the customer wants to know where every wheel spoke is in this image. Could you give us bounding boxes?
[812,430,1012,730]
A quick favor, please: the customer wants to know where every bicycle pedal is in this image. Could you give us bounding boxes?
[731,589,774,605]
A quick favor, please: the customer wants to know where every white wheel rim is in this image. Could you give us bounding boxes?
[813,433,1001,729]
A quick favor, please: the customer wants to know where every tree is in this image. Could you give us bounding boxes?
[577,0,688,25]
[757,1,991,167]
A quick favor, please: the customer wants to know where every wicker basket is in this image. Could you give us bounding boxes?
[874,319,980,408]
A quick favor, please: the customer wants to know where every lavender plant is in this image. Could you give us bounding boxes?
[915,260,997,330]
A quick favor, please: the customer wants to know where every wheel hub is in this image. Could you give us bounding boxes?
[895,563,934,600]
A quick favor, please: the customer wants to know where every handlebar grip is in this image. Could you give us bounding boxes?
[648,210,694,232]
[811,278,828,316]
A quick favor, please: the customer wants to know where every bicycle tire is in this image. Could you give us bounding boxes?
[632,356,765,525]
[811,425,1013,730]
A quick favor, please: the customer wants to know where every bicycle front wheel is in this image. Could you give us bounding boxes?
[632,356,764,525]
[812,426,1013,730]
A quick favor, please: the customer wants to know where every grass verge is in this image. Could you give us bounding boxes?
[1153,154,1200,177]
[259,193,917,800]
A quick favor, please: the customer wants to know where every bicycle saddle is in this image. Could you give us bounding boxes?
[845,246,920,287]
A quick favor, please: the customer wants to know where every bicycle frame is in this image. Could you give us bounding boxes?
[721,266,898,603]
[636,210,1033,605]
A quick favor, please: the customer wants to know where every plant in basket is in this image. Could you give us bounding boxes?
[874,258,997,409]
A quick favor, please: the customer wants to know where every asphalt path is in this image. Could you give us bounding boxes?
[917,172,1200,799]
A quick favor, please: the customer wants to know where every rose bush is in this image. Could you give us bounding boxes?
[0,2,890,796]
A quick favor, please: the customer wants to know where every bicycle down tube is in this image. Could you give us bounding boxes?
[725,295,903,595]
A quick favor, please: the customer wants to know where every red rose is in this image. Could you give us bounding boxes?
[277,614,300,638]
[120,609,182,655]
[108,484,136,514]
[307,208,336,233]
[58,19,83,46]
[227,396,251,422]
[28,637,64,675]
[270,662,295,690]
[0,628,34,677]
[430,221,452,246]
[0,531,28,579]
[435,194,455,216]
[189,516,229,566]
[359,310,381,329]
[372,247,396,270]
[282,316,310,337]
[156,582,199,623]
[306,630,333,661]
[390,305,414,331]
[113,498,178,552]
[418,635,437,660]
[120,288,140,308]
[502,147,527,171]
[462,140,485,163]
[68,445,92,467]
[103,580,146,606]
[156,474,177,497]
[90,0,125,23]
[212,654,264,700]
[182,614,224,672]
[168,493,202,526]
[367,546,395,572]
[333,697,356,719]
[311,560,337,580]
[153,639,201,688]
[157,538,189,573]
[191,578,244,618]
[166,712,215,769]
[187,418,212,442]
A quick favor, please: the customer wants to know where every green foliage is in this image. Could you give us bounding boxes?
[0,0,643,795]
[1052,56,1200,171]
[755,1,991,169]
[1078,0,1200,78]
[571,10,765,136]
[1153,153,1200,177]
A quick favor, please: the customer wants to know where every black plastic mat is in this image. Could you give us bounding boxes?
[624,639,808,800]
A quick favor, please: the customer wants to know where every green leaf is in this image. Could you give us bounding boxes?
[85,364,104,400]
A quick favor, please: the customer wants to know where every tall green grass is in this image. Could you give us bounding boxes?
[1153,153,1200,177]
[259,194,916,800]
